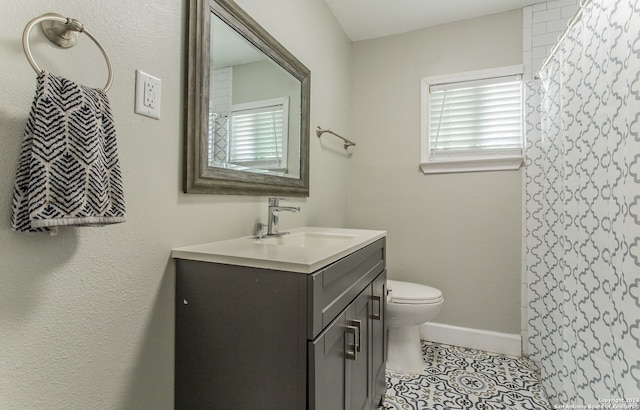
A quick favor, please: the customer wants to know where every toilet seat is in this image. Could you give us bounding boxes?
[388,279,443,305]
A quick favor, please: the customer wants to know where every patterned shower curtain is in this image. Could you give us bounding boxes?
[525,0,640,405]
[209,112,229,165]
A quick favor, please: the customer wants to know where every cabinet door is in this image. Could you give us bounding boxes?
[309,288,373,410]
[371,271,387,407]
[347,288,372,410]
[308,310,347,410]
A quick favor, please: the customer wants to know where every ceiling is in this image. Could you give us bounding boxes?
[323,0,542,41]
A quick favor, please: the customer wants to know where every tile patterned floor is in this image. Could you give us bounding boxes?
[381,341,550,410]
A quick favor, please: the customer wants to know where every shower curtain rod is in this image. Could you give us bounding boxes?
[538,0,593,75]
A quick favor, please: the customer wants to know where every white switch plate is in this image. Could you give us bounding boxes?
[135,70,161,120]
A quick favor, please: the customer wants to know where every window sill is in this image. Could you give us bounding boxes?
[419,156,523,174]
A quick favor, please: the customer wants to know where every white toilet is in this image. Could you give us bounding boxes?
[386,279,444,373]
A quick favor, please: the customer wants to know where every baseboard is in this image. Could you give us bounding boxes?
[418,322,522,357]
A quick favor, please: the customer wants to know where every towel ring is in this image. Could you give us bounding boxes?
[22,13,113,92]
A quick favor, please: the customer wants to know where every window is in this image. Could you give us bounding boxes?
[229,97,289,171]
[420,65,524,174]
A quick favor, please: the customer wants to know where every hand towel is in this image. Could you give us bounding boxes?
[11,71,125,233]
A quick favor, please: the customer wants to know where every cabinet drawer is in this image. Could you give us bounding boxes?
[307,238,385,339]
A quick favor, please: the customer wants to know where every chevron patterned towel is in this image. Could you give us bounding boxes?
[11,71,126,233]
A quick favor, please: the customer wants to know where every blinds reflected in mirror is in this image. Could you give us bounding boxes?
[230,105,285,168]
[206,96,289,171]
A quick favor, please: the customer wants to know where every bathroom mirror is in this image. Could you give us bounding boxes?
[184,0,310,196]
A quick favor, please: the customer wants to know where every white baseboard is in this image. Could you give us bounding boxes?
[418,322,522,357]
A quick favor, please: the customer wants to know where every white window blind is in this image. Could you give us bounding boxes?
[229,97,289,169]
[420,66,524,173]
[429,75,522,159]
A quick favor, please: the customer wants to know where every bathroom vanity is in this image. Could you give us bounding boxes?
[172,227,387,409]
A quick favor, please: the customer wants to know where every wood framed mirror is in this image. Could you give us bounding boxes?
[184,0,310,196]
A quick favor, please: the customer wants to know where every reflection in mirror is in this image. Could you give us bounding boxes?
[184,0,310,196]
[209,13,301,178]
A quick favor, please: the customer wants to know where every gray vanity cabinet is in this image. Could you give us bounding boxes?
[309,287,372,410]
[308,271,387,410]
[175,238,386,409]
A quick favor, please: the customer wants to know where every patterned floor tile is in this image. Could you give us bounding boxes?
[381,341,550,410]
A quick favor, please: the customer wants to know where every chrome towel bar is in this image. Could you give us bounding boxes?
[316,126,356,150]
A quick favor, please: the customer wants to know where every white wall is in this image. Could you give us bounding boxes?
[0,0,351,407]
[348,10,524,334]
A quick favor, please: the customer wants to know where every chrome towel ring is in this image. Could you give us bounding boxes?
[22,13,113,92]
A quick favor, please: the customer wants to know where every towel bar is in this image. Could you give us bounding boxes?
[316,126,356,150]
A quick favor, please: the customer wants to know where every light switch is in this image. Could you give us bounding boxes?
[135,70,161,119]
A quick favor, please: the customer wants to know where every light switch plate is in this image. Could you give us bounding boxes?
[135,70,161,120]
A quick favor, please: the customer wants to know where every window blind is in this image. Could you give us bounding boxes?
[229,104,285,167]
[428,75,523,160]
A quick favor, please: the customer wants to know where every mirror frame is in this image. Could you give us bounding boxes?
[184,0,311,196]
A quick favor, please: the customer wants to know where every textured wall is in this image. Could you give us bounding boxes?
[0,0,351,407]
[349,10,524,334]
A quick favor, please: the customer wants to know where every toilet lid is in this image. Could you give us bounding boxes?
[388,279,443,304]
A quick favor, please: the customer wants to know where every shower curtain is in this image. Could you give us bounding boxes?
[525,0,640,405]
[209,112,229,165]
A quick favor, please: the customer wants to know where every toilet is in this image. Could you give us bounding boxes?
[386,279,444,373]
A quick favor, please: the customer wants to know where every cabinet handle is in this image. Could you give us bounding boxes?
[352,320,362,353]
[372,295,382,320]
[345,325,358,361]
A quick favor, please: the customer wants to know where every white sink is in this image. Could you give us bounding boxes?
[254,232,358,248]
[171,227,386,273]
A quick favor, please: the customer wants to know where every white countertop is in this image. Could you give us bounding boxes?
[171,226,386,273]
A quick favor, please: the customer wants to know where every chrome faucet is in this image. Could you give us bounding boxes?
[267,197,300,237]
